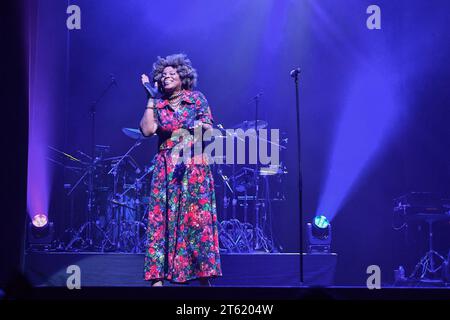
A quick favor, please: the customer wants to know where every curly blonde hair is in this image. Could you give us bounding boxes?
[152,53,198,94]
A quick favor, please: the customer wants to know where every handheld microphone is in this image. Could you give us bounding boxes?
[143,82,159,98]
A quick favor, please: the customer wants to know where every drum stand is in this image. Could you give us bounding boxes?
[106,139,143,251]
[253,173,276,252]
[251,93,275,252]
[65,157,111,251]
[410,217,446,281]
[105,159,154,253]
[216,166,233,221]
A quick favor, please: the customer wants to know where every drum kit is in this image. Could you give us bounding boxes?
[51,119,288,253]
[213,120,288,253]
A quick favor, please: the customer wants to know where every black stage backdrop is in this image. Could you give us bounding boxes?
[0,0,28,289]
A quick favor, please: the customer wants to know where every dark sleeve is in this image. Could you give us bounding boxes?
[195,91,214,125]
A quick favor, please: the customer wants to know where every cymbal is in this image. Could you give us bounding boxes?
[122,128,150,140]
[232,120,268,131]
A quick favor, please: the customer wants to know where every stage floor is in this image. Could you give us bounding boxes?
[24,252,337,287]
[22,252,450,299]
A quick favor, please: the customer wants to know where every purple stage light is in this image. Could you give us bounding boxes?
[27,51,52,222]
[26,0,64,222]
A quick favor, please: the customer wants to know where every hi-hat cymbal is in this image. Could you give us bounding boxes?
[122,128,150,140]
[232,120,268,131]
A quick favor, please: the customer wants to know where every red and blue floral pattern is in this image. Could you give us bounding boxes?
[144,90,222,283]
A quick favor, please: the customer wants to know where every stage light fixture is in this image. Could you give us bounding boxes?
[312,215,330,240]
[32,213,48,227]
[314,215,329,229]
[28,214,54,250]
[307,215,332,253]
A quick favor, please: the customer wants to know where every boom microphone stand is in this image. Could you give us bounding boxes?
[67,76,117,251]
[86,76,117,248]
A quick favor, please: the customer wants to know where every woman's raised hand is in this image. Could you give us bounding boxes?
[141,73,150,85]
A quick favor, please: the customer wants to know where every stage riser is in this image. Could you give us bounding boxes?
[24,253,337,287]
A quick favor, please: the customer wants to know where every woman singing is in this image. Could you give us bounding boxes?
[140,53,222,286]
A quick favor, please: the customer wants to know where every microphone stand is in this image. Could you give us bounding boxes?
[291,68,304,285]
[85,76,116,248]
[90,76,116,159]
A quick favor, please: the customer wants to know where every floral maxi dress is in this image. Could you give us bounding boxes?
[144,90,222,283]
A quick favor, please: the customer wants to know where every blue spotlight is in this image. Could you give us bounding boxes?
[313,215,329,230]
[316,64,401,221]
[307,215,331,253]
